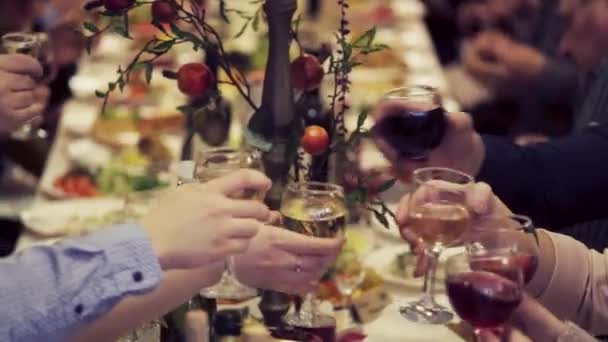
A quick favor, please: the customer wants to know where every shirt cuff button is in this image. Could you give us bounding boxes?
[74,304,84,315]
[132,271,143,283]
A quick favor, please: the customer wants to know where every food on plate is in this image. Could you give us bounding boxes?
[352,49,407,69]
[54,170,98,198]
[54,145,170,198]
[389,251,447,282]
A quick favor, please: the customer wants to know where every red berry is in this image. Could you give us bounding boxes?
[103,0,134,11]
[291,55,325,91]
[152,0,177,23]
[301,125,330,155]
[177,63,214,98]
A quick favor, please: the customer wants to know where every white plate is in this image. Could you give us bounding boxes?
[364,245,465,290]
[66,138,113,170]
[21,198,125,237]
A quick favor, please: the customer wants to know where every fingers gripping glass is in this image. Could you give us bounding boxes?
[196,147,264,300]
[399,167,473,324]
[280,182,346,330]
[2,32,55,141]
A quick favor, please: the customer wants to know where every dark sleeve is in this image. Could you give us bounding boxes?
[559,219,608,252]
[477,126,608,230]
[535,59,579,103]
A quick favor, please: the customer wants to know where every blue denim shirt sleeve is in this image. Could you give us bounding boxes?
[0,224,162,342]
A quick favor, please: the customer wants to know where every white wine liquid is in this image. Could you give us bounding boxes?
[408,202,470,247]
[281,197,346,238]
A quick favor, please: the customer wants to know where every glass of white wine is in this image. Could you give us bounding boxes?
[280,181,346,334]
[399,167,473,324]
[196,147,264,300]
[1,31,53,140]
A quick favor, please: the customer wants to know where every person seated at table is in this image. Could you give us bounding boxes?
[397,182,603,341]
[373,0,608,246]
[1,170,343,341]
[455,0,578,141]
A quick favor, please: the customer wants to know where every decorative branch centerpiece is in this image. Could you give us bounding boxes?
[81,0,395,223]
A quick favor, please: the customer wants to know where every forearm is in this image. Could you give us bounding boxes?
[0,225,162,341]
[527,230,608,334]
[70,266,222,342]
[479,128,608,229]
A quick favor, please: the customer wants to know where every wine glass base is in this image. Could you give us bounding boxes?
[399,302,453,324]
[283,311,336,328]
[200,272,258,300]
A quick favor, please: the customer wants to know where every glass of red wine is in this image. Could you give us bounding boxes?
[371,85,446,175]
[399,167,473,324]
[446,252,523,341]
[466,215,539,284]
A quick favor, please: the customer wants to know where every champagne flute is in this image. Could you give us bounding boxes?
[467,215,540,284]
[399,167,473,324]
[280,181,346,340]
[196,147,264,300]
[446,252,523,341]
[1,32,53,140]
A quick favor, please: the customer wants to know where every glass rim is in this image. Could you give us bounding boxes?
[412,167,474,186]
[286,181,344,196]
[471,214,534,232]
[196,147,260,160]
[384,85,438,97]
[2,32,37,45]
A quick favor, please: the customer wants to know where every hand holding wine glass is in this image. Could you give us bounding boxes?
[371,86,485,180]
[233,225,344,295]
[140,169,272,270]
[0,53,49,137]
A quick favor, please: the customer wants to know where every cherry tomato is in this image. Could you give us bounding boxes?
[301,125,330,155]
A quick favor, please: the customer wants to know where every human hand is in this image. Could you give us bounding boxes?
[396,181,512,276]
[234,225,344,295]
[464,32,546,90]
[141,169,272,270]
[372,109,485,181]
[0,54,49,136]
[476,327,533,342]
[508,294,573,342]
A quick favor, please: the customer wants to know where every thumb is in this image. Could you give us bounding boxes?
[206,169,271,197]
[447,112,474,134]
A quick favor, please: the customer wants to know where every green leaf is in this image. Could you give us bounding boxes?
[95,90,106,98]
[353,27,377,49]
[235,18,252,38]
[108,82,116,91]
[85,37,94,55]
[356,109,369,129]
[169,22,186,39]
[372,209,390,228]
[252,9,261,31]
[83,22,99,33]
[144,62,153,84]
[377,178,397,193]
[150,40,174,54]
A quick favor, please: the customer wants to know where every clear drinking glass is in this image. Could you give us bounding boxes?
[280,182,346,332]
[446,252,524,341]
[399,167,473,324]
[467,215,540,285]
[2,32,54,140]
[370,85,445,174]
[196,147,263,300]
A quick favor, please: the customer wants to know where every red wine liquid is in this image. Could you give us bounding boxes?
[298,325,335,342]
[371,101,446,159]
[447,271,522,329]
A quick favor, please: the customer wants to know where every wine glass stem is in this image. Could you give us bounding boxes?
[474,327,504,342]
[226,256,237,280]
[420,249,441,306]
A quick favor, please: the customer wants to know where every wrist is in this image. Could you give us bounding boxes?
[139,218,175,270]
